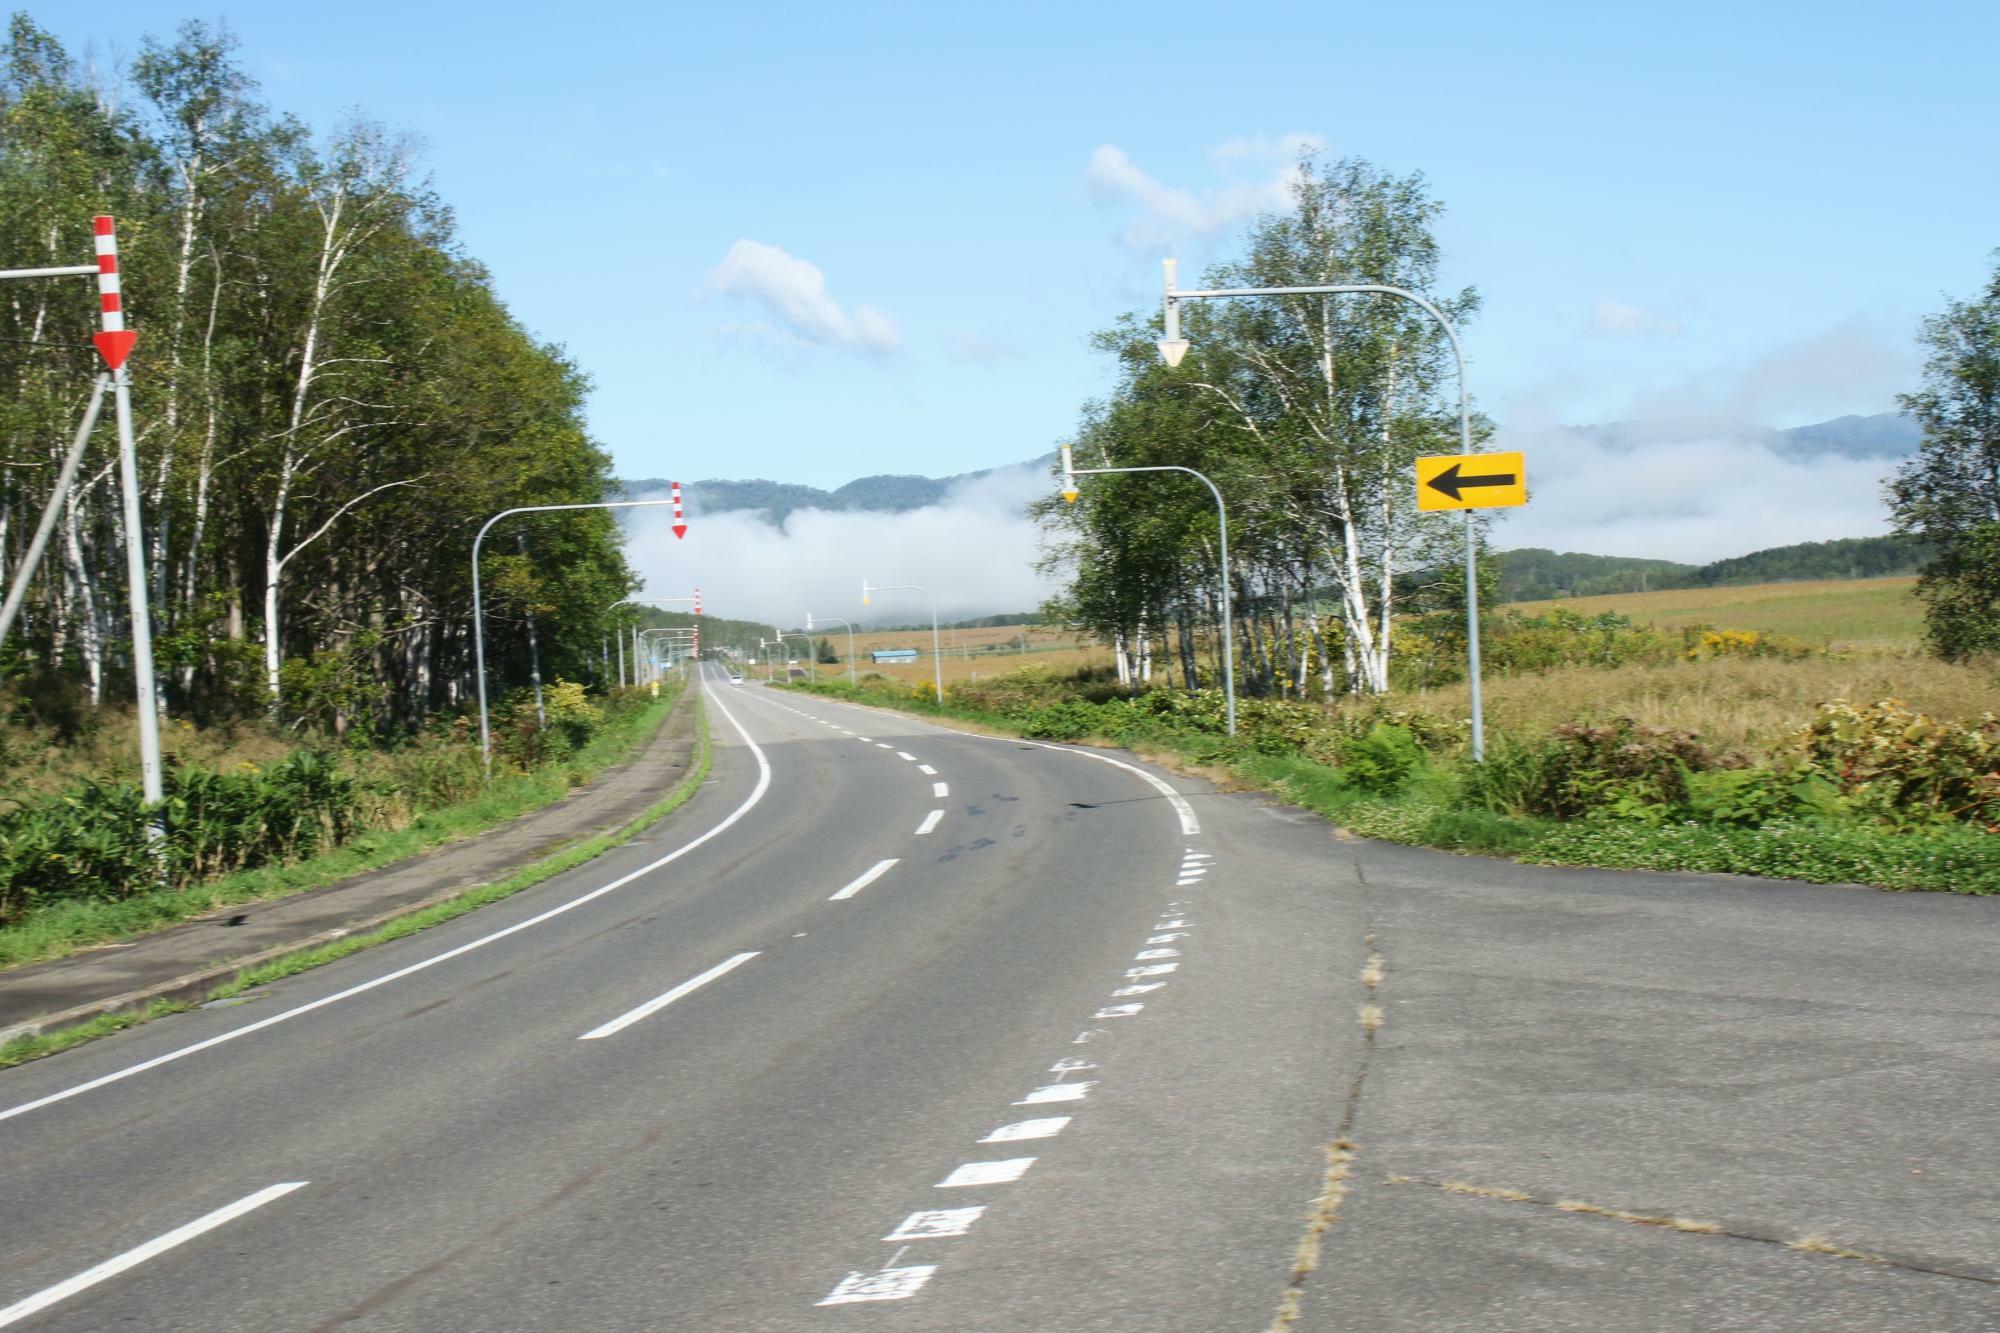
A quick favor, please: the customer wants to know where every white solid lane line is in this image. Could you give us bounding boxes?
[0,1182,308,1328]
[932,782,949,798]
[579,951,762,1040]
[829,859,900,902]
[0,680,776,1127]
[914,810,944,836]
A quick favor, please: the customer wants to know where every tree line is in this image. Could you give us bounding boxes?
[1040,154,1999,685]
[0,15,634,739]
[1036,154,1487,699]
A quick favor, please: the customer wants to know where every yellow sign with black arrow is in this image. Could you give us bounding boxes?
[1415,451,1527,511]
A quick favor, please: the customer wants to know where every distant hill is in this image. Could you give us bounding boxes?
[1775,412,1921,460]
[1497,533,1933,603]
[623,455,1056,524]
[623,413,1916,525]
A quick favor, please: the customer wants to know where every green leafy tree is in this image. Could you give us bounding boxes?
[1888,253,2000,658]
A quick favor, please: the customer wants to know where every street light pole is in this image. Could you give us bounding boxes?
[861,579,942,703]
[806,613,856,685]
[1060,447,1235,736]
[473,499,680,775]
[609,596,698,687]
[1160,258,1485,760]
[773,630,815,682]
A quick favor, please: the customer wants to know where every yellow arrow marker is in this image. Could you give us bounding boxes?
[1416,451,1527,511]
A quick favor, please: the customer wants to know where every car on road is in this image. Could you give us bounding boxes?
[728,671,743,683]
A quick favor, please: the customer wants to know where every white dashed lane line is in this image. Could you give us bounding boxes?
[818,1265,936,1306]
[896,751,917,762]
[0,1182,310,1329]
[886,1208,986,1241]
[932,782,949,798]
[981,1116,1070,1143]
[578,952,761,1040]
[829,859,899,902]
[937,1159,1035,1188]
[914,810,944,836]
[918,764,937,775]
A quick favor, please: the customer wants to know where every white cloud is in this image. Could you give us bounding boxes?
[1490,420,1894,565]
[621,467,1058,626]
[1621,321,1909,428]
[1587,297,1683,338]
[1085,133,1319,252]
[706,239,901,356]
[1209,132,1325,169]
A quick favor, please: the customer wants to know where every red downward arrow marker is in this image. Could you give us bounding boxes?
[672,524,688,540]
[93,330,137,370]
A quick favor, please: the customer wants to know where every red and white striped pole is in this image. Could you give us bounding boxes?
[670,482,687,540]
[95,215,165,811]
[91,215,138,371]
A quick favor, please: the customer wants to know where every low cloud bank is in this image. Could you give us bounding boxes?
[622,467,1059,627]
[624,418,1905,626]
[1490,421,1895,564]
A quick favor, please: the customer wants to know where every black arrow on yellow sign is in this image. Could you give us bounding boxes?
[1424,460,1519,502]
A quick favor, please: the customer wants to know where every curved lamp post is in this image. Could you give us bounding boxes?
[861,579,942,702]
[473,499,679,775]
[805,613,856,685]
[1059,446,1235,736]
[1159,259,1485,760]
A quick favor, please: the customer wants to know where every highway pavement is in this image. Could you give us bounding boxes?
[1,665,1994,1329]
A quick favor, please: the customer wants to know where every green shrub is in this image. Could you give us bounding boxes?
[1793,698,2000,829]
[1336,724,1425,794]
[1020,700,1102,741]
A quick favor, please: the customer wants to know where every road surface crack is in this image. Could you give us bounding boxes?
[1378,1174,2000,1288]
[1269,928,1386,1331]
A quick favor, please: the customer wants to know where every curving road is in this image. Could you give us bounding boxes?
[2,666,1995,1330]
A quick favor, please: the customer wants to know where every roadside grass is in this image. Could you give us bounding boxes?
[1407,651,1999,754]
[778,677,2000,896]
[0,998,196,1070]
[0,704,714,1070]
[0,685,687,972]
[209,705,714,999]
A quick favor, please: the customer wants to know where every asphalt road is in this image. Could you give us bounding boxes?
[1,667,1994,1330]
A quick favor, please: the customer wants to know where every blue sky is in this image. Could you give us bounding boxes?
[52,0,2000,499]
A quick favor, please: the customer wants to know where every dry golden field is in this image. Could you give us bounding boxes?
[1426,577,1998,752]
[1508,575,1924,649]
[753,623,1108,689]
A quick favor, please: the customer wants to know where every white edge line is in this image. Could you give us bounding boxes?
[914,809,944,836]
[0,679,777,1126]
[829,858,899,902]
[0,1181,308,1328]
[578,951,761,1040]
